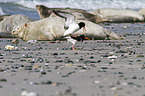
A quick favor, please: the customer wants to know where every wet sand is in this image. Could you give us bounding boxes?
[1,23,145,96]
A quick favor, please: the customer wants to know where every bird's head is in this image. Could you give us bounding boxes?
[78,22,86,32]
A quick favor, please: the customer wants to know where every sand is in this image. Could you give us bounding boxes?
[0,23,145,96]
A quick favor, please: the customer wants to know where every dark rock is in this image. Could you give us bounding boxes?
[55,60,63,63]
[41,71,47,75]
[52,53,58,55]
[101,67,108,69]
[41,80,52,85]
[89,56,94,59]
[0,69,4,72]
[0,78,7,82]
[132,76,137,79]
[24,66,32,70]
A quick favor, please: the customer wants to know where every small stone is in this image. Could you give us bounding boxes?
[55,60,63,63]
[29,82,39,85]
[108,62,113,64]
[60,53,65,55]
[98,69,106,72]
[108,55,117,59]
[115,72,124,74]
[135,54,144,57]
[0,78,7,82]
[94,81,100,84]
[64,87,72,95]
[132,76,137,79]
[96,60,101,63]
[41,71,46,75]
[41,80,52,85]
[127,82,134,85]
[101,67,108,69]
[52,53,58,55]
[21,91,39,96]
[136,59,141,62]
[116,50,126,53]
[47,70,51,72]
[124,25,128,28]
[0,57,4,59]
[24,66,32,70]
[0,69,4,72]
[33,65,41,68]
[89,56,94,59]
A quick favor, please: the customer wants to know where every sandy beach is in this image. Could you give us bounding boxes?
[0,22,145,96]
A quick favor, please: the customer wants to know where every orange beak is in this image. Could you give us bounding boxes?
[85,36,90,40]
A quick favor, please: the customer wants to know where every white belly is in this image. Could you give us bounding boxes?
[63,23,79,36]
[65,36,77,45]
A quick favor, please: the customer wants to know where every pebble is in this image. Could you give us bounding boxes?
[41,71,47,75]
[98,69,107,72]
[52,53,58,55]
[94,80,100,84]
[24,66,32,70]
[0,78,7,82]
[0,69,4,72]
[21,91,39,96]
[107,55,118,59]
[83,60,96,64]
[41,80,52,85]
[135,54,144,57]
[101,67,108,69]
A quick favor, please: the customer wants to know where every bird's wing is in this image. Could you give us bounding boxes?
[53,10,76,28]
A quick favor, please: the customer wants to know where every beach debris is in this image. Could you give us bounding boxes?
[21,91,39,96]
[5,45,14,49]
[27,40,38,44]
[123,25,128,28]
[107,55,118,59]
[94,80,101,84]
[5,45,18,50]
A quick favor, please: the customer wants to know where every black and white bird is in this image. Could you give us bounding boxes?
[53,10,86,36]
[53,10,89,50]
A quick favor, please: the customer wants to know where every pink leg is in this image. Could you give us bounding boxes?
[72,44,75,51]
